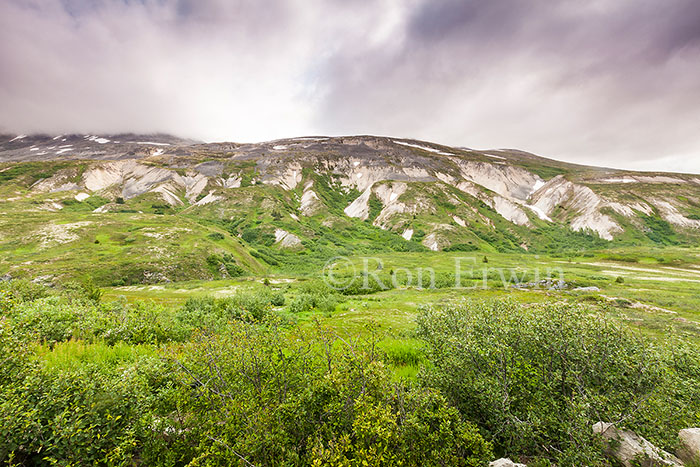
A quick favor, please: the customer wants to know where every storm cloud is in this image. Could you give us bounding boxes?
[1,0,700,172]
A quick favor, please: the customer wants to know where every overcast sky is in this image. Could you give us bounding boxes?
[1,0,700,173]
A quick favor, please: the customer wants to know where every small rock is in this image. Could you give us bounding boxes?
[593,422,682,467]
[678,428,700,465]
[31,275,54,286]
[489,458,526,467]
[573,286,600,292]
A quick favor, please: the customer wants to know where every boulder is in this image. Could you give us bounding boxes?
[489,459,527,467]
[678,428,700,465]
[593,422,683,467]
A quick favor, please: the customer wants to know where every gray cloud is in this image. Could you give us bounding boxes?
[1,0,700,172]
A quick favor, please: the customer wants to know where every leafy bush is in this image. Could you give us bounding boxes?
[1,353,172,465]
[444,243,479,252]
[156,324,492,466]
[207,232,225,241]
[176,289,283,328]
[206,253,246,277]
[288,281,340,314]
[643,215,678,245]
[417,299,666,465]
[0,279,49,305]
[6,295,188,346]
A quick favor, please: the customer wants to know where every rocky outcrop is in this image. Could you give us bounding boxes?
[6,134,700,249]
[300,182,323,216]
[593,422,682,467]
[678,428,700,465]
[531,176,622,240]
[489,458,526,467]
[274,229,302,249]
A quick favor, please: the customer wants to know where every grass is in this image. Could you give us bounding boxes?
[35,340,158,371]
[91,248,700,343]
[3,158,700,347]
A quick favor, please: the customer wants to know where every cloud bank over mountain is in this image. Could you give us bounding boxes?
[2,0,700,172]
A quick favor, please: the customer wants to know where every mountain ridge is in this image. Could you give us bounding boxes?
[1,133,699,284]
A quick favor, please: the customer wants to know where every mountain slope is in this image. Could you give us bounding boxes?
[1,133,699,283]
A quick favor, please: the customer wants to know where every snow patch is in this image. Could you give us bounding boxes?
[221,176,241,189]
[151,186,182,206]
[530,175,621,240]
[525,204,552,222]
[423,233,440,251]
[74,193,90,202]
[483,152,506,160]
[402,228,414,240]
[86,135,111,144]
[452,216,466,227]
[136,141,170,146]
[653,200,700,228]
[531,179,546,193]
[300,185,322,216]
[493,196,530,225]
[9,135,27,142]
[393,140,454,156]
[602,177,637,184]
[452,159,541,201]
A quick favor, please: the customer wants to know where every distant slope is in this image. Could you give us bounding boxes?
[1,133,699,283]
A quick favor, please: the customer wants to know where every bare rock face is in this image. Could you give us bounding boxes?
[593,422,683,467]
[489,458,527,467]
[274,229,302,249]
[678,428,700,465]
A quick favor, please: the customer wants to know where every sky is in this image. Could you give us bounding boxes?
[1,0,700,173]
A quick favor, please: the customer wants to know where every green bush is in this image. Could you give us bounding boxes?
[6,295,188,346]
[1,353,172,465]
[417,299,666,465]
[288,281,341,314]
[176,289,283,328]
[444,243,479,252]
[206,253,246,278]
[156,324,492,466]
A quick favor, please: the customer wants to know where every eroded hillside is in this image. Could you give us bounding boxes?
[2,133,699,283]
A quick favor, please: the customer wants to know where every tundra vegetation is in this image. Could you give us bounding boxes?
[1,269,700,466]
[1,135,700,465]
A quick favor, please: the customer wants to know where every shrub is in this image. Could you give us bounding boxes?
[0,279,49,305]
[417,299,665,465]
[444,243,479,252]
[1,354,172,465]
[176,290,283,329]
[6,295,188,346]
[288,281,340,314]
[206,253,246,278]
[157,324,493,466]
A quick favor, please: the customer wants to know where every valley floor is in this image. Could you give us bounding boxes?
[102,249,700,342]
